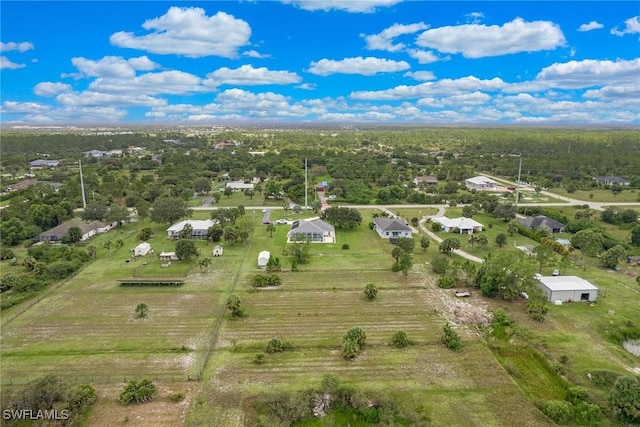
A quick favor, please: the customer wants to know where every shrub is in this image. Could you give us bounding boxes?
[541,400,572,424]
[431,255,449,275]
[441,322,461,351]
[391,331,409,348]
[525,300,548,322]
[265,339,285,353]
[342,243,350,250]
[342,339,360,359]
[169,392,185,402]
[254,353,265,364]
[437,276,456,289]
[119,379,156,405]
[364,283,378,300]
[608,376,640,423]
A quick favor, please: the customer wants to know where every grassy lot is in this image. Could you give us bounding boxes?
[2,209,638,426]
[561,188,640,203]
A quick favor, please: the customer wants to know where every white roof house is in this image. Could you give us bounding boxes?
[167,219,217,239]
[213,245,223,256]
[465,175,498,190]
[434,217,484,234]
[226,182,254,191]
[372,217,413,240]
[535,275,599,303]
[132,242,152,257]
[258,250,271,268]
[287,220,335,243]
[159,251,179,261]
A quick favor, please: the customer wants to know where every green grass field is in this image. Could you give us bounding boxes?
[2,209,638,426]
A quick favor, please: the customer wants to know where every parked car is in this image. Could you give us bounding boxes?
[276,219,288,224]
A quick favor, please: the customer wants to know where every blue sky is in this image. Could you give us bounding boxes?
[1,1,639,125]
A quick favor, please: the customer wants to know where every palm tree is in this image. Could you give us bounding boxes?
[135,302,148,318]
[266,223,276,238]
[226,294,242,317]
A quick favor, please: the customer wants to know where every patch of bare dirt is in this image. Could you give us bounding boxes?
[86,382,195,427]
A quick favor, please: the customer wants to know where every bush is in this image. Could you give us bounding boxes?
[391,331,409,348]
[254,353,265,364]
[541,400,573,424]
[265,339,285,353]
[437,276,456,289]
[608,376,640,423]
[119,379,156,405]
[441,322,461,351]
[169,392,185,402]
[364,283,378,300]
[342,243,350,250]
[525,300,548,322]
[431,255,449,274]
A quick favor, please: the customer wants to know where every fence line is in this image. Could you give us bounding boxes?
[1,374,191,387]
[194,243,250,381]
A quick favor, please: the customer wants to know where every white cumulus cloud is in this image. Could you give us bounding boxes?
[110,7,252,58]
[407,49,445,64]
[1,56,26,70]
[363,22,428,52]
[281,0,402,13]
[69,56,159,79]
[1,101,50,113]
[416,17,566,58]
[534,58,640,89]
[204,65,302,87]
[1,41,34,52]
[88,70,205,95]
[34,82,73,97]
[404,71,436,81]
[56,91,167,107]
[351,76,506,100]
[611,16,640,36]
[578,21,604,32]
[308,56,410,76]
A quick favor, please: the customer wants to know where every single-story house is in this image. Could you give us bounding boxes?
[518,216,566,233]
[413,176,438,186]
[159,251,179,261]
[594,176,630,186]
[167,219,217,239]
[4,179,37,192]
[535,275,599,302]
[226,182,254,191]
[36,220,110,242]
[82,149,109,158]
[258,250,271,268]
[433,217,484,234]
[465,175,498,190]
[132,242,152,257]
[372,217,413,240]
[287,220,336,243]
[213,245,223,257]
[29,159,59,168]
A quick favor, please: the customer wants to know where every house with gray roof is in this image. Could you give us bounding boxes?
[37,220,111,242]
[594,176,630,186]
[287,219,335,243]
[372,217,413,240]
[518,216,566,233]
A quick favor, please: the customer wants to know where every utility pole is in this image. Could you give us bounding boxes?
[514,155,522,208]
[79,158,87,209]
[304,157,308,209]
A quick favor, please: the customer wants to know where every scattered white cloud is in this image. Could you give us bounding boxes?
[351,76,506,100]
[578,21,603,32]
[404,71,436,81]
[611,16,640,37]
[34,82,73,97]
[583,85,640,100]
[416,17,566,58]
[362,22,428,52]
[243,50,270,59]
[308,56,410,76]
[204,65,302,87]
[295,83,316,90]
[56,91,167,107]
[281,0,402,13]
[1,101,50,113]
[88,70,205,95]
[465,12,484,24]
[532,58,640,89]
[110,7,252,58]
[69,55,159,79]
[407,49,445,64]
[20,106,128,124]
[1,41,34,52]
[1,56,26,70]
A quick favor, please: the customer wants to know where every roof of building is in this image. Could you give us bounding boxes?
[594,176,630,184]
[373,217,413,232]
[537,275,599,291]
[167,219,217,233]
[135,242,151,249]
[518,215,566,230]
[39,220,107,238]
[414,175,438,183]
[465,175,497,185]
[226,182,254,189]
[289,219,335,234]
[434,216,484,229]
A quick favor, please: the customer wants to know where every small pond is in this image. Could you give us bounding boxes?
[623,340,640,357]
